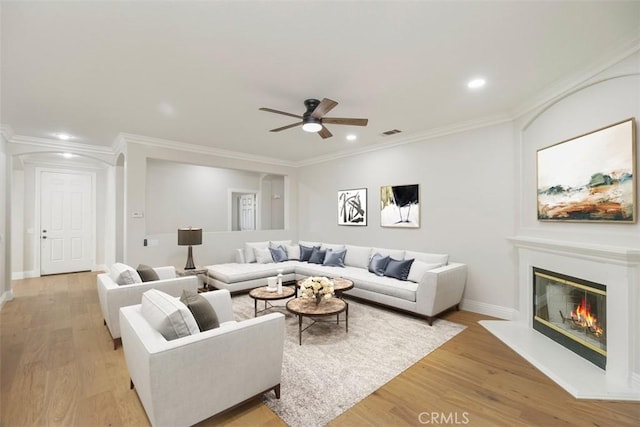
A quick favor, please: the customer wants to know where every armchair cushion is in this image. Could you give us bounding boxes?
[137,264,160,282]
[180,290,220,331]
[141,289,200,340]
[111,262,142,285]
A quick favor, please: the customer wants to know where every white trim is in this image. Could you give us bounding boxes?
[10,134,113,156]
[94,263,109,273]
[461,298,516,320]
[11,270,38,280]
[0,290,14,310]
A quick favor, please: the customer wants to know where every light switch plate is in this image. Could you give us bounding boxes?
[132,212,144,218]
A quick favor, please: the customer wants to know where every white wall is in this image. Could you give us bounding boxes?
[297,121,517,316]
[124,139,298,269]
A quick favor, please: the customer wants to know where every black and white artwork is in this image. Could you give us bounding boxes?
[338,188,367,226]
[380,184,420,228]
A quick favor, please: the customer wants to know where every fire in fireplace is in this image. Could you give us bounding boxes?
[533,267,607,369]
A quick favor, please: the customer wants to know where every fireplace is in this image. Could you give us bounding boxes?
[533,267,607,369]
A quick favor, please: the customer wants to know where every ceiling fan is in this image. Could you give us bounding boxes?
[259,98,368,139]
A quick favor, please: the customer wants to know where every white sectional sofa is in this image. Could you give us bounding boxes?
[204,241,467,325]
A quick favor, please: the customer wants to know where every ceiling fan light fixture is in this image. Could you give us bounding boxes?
[302,117,322,133]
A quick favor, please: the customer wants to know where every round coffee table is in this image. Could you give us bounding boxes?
[286,297,348,345]
[249,286,295,317]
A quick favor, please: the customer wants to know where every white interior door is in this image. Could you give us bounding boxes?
[40,171,93,275]
[239,194,256,231]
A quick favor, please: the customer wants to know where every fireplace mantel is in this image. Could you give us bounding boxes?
[507,236,640,265]
[481,235,640,400]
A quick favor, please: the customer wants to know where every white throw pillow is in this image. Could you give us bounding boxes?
[269,240,292,248]
[284,244,300,260]
[298,240,321,248]
[407,260,442,283]
[344,245,372,269]
[110,262,142,285]
[372,247,405,261]
[141,289,200,340]
[320,243,345,252]
[405,250,448,266]
[244,241,269,263]
[254,247,274,264]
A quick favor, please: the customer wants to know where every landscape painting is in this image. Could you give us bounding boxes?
[537,118,636,222]
[338,188,367,226]
[380,184,419,228]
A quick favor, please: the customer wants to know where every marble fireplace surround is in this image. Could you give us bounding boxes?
[481,236,640,400]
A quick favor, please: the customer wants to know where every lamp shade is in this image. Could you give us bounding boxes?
[177,228,202,246]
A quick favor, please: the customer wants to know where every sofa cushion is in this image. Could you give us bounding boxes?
[372,247,405,261]
[308,247,327,264]
[141,289,200,340]
[284,244,300,260]
[407,260,442,283]
[299,245,317,262]
[320,243,345,252]
[345,267,418,302]
[404,250,448,266]
[110,263,142,285]
[344,245,372,269]
[269,245,288,263]
[244,241,269,263]
[137,264,160,282]
[206,262,297,283]
[299,240,321,248]
[384,258,414,281]
[323,248,346,267]
[368,253,390,276]
[254,247,274,264]
[180,290,219,331]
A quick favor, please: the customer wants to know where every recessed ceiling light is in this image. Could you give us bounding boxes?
[467,78,486,89]
[56,133,72,140]
[346,134,357,141]
[60,153,74,159]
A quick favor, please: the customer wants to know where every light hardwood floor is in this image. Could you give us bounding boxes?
[1,272,638,426]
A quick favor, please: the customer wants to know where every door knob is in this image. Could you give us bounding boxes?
[42,236,47,239]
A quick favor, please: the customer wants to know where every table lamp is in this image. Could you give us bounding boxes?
[177,227,202,270]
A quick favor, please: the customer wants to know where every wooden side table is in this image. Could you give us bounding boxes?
[176,267,209,292]
[286,297,348,345]
[249,286,295,317]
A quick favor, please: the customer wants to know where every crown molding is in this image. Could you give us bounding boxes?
[0,124,14,142]
[9,133,113,156]
[295,112,513,167]
[117,132,297,168]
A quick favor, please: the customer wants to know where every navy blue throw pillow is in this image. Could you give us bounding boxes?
[308,247,327,264]
[269,245,288,263]
[323,248,346,267]
[384,258,415,281]
[299,245,317,262]
[368,253,390,276]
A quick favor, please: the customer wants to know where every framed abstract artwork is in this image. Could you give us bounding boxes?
[537,118,636,222]
[338,188,367,226]
[380,184,419,228]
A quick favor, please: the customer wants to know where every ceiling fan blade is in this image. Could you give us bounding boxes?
[311,98,338,119]
[259,107,303,119]
[322,117,368,126]
[270,122,303,132]
[318,126,333,139]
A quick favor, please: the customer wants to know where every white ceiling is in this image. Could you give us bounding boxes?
[2,1,639,163]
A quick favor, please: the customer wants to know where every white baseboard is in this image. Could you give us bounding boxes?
[633,373,640,390]
[94,264,109,273]
[461,298,517,320]
[11,270,39,280]
[0,290,14,310]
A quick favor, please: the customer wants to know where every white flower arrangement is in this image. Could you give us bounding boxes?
[299,276,334,303]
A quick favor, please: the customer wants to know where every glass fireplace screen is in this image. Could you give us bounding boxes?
[533,267,607,369]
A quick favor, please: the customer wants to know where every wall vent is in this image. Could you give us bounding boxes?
[381,129,402,136]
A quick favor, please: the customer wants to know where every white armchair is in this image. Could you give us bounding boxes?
[119,289,285,427]
[97,265,198,349]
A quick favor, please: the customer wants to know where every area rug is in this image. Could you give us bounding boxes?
[231,293,466,427]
